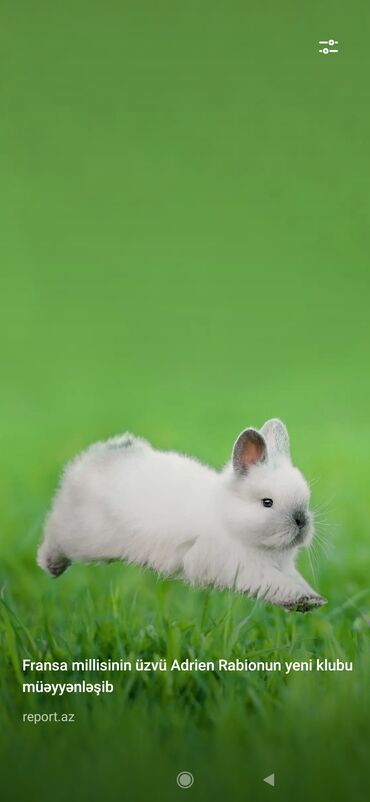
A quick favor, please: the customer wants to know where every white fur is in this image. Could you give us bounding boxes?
[38,422,326,612]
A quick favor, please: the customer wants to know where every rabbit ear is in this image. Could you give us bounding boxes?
[232,428,267,475]
[260,419,290,460]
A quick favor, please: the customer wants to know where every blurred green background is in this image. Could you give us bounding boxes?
[1,1,369,801]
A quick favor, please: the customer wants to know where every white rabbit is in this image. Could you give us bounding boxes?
[37,420,326,612]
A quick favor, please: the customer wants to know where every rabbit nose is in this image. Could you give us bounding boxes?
[294,510,306,529]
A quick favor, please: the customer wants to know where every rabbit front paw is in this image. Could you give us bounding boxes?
[281,594,327,613]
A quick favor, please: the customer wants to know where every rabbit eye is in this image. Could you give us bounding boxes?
[262,498,273,508]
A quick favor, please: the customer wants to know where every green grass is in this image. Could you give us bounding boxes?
[1,1,370,800]
[1,458,369,802]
